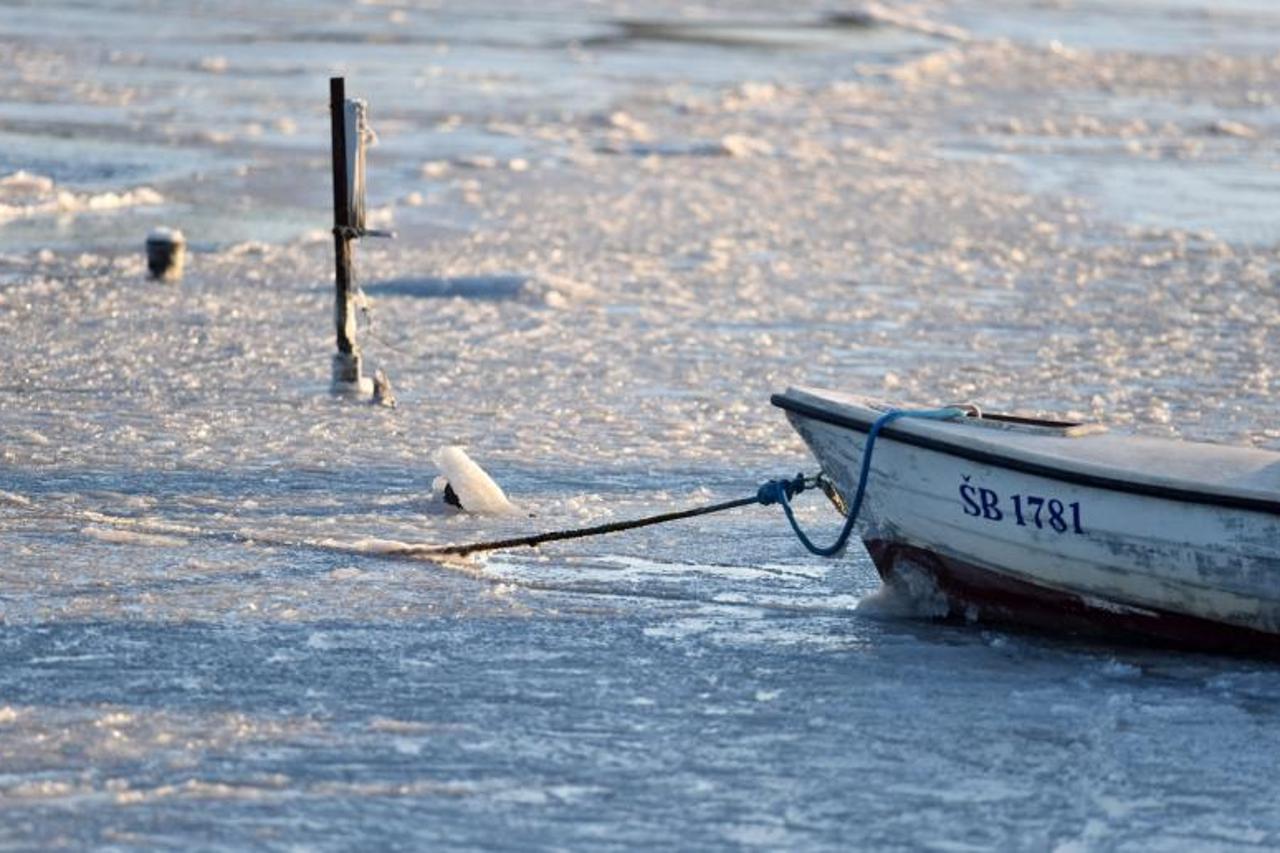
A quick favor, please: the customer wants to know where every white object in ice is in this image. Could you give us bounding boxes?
[433,446,516,515]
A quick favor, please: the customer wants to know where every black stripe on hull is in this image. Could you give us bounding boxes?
[864,539,1280,658]
[773,394,1280,517]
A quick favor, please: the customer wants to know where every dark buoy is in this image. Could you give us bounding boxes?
[146,227,186,281]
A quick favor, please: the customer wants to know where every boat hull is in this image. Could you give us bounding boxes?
[781,400,1280,655]
[865,539,1280,655]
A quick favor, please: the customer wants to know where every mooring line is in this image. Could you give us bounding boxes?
[16,486,810,567]
[387,493,768,558]
[765,407,969,557]
[10,405,965,571]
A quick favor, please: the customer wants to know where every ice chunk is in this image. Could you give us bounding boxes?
[716,134,774,158]
[432,446,516,515]
[81,526,188,548]
[371,369,396,408]
[0,171,163,223]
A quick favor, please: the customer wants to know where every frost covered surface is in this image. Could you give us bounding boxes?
[2,0,1280,848]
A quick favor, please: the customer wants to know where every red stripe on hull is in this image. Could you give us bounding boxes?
[864,539,1280,658]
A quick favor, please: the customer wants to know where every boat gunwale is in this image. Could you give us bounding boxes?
[771,392,1280,517]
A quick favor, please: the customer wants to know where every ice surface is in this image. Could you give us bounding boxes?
[1,0,1279,848]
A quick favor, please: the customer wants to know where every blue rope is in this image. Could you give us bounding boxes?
[759,407,968,557]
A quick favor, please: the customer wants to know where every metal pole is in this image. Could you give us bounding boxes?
[329,76,361,388]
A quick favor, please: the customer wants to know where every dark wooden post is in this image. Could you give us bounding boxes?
[329,76,362,389]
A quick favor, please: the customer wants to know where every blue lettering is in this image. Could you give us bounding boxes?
[978,488,1003,521]
[962,481,1084,533]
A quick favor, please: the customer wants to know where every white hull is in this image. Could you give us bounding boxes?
[775,387,1280,652]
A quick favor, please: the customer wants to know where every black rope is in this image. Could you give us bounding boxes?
[47,474,838,566]
[388,493,769,558]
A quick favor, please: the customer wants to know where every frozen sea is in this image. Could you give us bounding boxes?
[1,0,1279,849]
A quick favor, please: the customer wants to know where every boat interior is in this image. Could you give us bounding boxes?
[956,406,1108,438]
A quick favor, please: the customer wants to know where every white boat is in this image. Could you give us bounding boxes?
[773,386,1280,655]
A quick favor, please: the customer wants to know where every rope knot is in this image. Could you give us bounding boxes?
[757,474,808,506]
